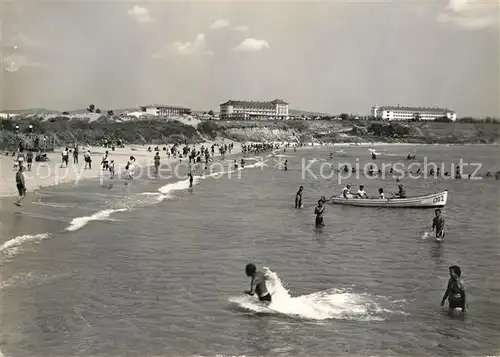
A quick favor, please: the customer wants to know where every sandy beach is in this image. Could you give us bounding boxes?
[0,140,242,199]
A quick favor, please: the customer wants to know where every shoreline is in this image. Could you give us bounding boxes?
[0,140,242,199]
[1,140,497,201]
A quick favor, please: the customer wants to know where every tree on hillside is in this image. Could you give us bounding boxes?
[435,116,452,123]
[96,108,101,114]
[108,110,114,116]
[87,104,95,113]
[340,113,349,120]
[208,110,214,116]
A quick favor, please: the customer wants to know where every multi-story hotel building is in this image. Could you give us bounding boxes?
[139,104,191,117]
[219,99,289,120]
[371,105,457,121]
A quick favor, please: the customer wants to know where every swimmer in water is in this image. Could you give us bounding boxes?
[441,265,466,313]
[314,199,325,227]
[244,263,271,302]
[295,186,303,208]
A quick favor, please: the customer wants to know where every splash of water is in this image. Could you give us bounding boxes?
[229,268,402,321]
[65,208,128,232]
[421,231,431,239]
[0,233,51,254]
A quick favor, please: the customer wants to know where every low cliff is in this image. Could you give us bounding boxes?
[1,116,499,150]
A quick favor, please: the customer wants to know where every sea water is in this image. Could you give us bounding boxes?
[1,144,499,356]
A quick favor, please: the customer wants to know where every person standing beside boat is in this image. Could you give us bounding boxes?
[431,209,445,239]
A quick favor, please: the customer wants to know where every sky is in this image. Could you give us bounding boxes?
[0,0,498,117]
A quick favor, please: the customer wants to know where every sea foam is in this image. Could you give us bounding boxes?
[0,233,51,254]
[65,208,128,232]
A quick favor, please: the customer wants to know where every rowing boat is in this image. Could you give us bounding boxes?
[329,190,448,208]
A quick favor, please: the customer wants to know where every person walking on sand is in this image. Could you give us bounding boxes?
[61,147,69,168]
[125,156,135,180]
[73,146,79,164]
[26,149,33,171]
[15,149,25,170]
[15,165,26,206]
[109,160,115,179]
[84,150,92,169]
[154,152,161,176]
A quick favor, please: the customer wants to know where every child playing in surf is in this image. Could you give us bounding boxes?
[244,263,272,302]
[441,265,466,313]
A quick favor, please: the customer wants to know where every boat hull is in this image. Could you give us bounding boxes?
[329,190,448,208]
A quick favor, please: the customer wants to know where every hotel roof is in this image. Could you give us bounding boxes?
[220,99,288,107]
[140,104,190,110]
[378,106,455,113]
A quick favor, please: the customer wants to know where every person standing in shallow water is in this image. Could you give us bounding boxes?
[244,263,271,302]
[15,165,26,206]
[188,172,194,187]
[441,265,466,313]
[431,209,445,239]
[314,199,325,227]
[295,186,303,208]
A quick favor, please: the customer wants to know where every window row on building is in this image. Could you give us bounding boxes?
[371,105,456,121]
[219,99,289,120]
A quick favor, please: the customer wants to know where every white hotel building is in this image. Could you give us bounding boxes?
[219,99,289,120]
[371,105,457,121]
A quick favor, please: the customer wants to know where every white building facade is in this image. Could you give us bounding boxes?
[139,104,191,117]
[371,105,457,121]
[219,99,289,120]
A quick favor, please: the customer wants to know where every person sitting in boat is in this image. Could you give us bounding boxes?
[394,183,406,198]
[357,185,368,198]
[342,184,353,199]
[378,188,385,199]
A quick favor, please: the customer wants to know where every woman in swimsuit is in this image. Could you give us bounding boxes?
[441,265,466,313]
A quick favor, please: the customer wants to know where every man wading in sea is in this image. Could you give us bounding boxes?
[431,209,445,240]
[295,186,304,208]
[314,199,325,227]
[441,265,466,313]
[15,165,26,206]
[244,263,272,302]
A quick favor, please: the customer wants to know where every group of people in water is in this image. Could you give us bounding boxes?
[249,150,464,314]
[247,182,458,311]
